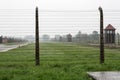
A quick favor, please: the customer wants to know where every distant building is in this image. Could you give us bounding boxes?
[0,36,8,43]
[59,36,63,42]
[2,37,8,43]
[55,35,61,41]
[67,34,72,42]
[105,24,116,44]
[0,36,2,43]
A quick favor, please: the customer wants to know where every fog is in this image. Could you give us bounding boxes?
[0,0,119,38]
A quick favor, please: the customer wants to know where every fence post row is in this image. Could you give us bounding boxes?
[34,6,105,65]
[35,6,40,65]
[99,7,104,64]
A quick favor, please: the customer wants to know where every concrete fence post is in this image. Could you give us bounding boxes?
[35,6,40,65]
[99,7,104,64]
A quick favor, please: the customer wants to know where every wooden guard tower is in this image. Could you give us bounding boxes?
[105,24,116,44]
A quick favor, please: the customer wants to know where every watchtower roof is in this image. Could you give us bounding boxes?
[105,24,116,30]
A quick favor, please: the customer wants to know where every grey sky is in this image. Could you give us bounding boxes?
[0,0,119,38]
[0,0,119,9]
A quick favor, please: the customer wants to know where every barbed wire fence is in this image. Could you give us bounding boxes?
[40,10,120,45]
[0,9,120,64]
[0,9,119,44]
[40,10,99,44]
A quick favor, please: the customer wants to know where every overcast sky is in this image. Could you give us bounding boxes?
[0,0,119,10]
[0,0,120,38]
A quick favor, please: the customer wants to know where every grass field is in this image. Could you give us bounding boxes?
[0,42,120,80]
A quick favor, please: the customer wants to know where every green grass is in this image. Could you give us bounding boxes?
[0,42,120,80]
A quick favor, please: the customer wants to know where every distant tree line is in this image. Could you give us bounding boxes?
[0,36,27,43]
[7,37,27,43]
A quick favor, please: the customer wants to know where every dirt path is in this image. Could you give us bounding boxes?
[0,43,29,52]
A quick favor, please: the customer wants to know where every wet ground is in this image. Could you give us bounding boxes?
[0,43,28,52]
